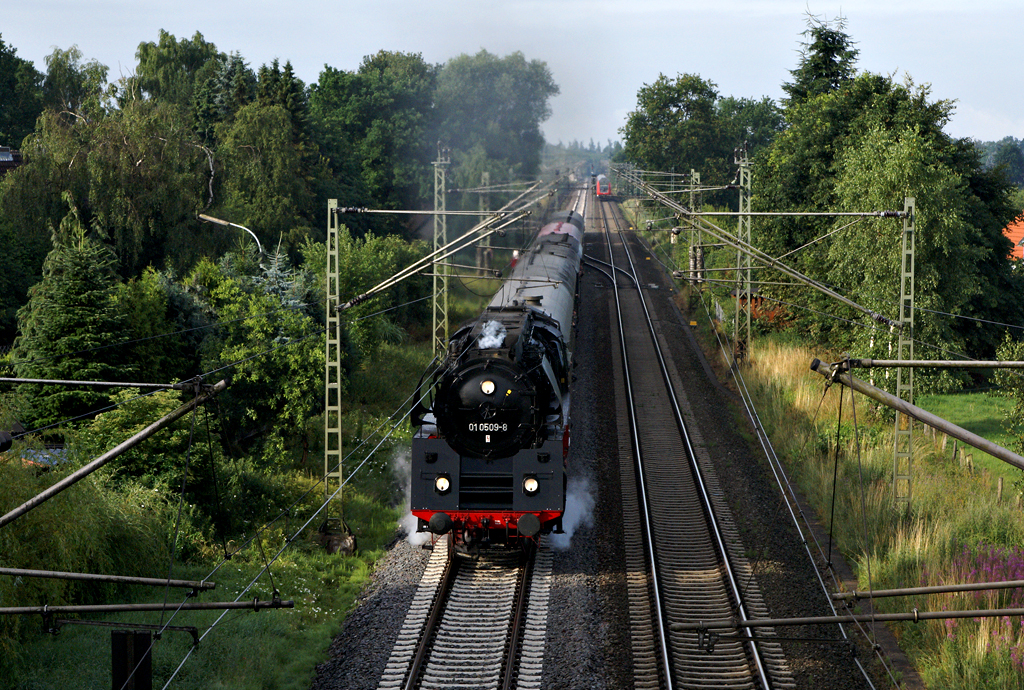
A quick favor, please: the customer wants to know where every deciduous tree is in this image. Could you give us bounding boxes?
[0,35,44,146]
[620,74,733,184]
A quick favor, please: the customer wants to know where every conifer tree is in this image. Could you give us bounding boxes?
[12,196,133,431]
[781,13,859,107]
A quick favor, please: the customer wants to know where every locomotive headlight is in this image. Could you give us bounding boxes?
[480,380,495,396]
[523,476,539,495]
[434,475,451,495]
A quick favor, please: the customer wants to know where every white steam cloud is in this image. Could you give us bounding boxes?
[392,446,431,546]
[477,320,507,349]
[549,475,594,550]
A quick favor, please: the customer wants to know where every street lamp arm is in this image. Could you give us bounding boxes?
[198,214,264,256]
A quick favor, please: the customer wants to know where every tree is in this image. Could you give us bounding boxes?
[7,103,215,276]
[756,73,1021,369]
[114,268,199,384]
[781,13,859,107]
[620,73,733,183]
[435,50,558,181]
[993,139,1024,187]
[754,72,955,301]
[214,103,315,242]
[185,247,327,461]
[42,45,108,120]
[311,52,437,237]
[829,125,984,387]
[133,30,222,107]
[11,198,133,431]
[716,96,785,160]
[191,52,257,145]
[0,35,44,146]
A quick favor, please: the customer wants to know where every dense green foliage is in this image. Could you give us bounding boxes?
[0,35,44,146]
[619,14,1023,394]
[11,201,132,431]
[0,29,556,680]
[780,13,859,106]
[620,73,782,192]
[752,22,1022,384]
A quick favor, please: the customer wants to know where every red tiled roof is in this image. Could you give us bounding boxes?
[1005,218,1024,261]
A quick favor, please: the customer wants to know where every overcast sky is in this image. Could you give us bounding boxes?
[4,1,1021,147]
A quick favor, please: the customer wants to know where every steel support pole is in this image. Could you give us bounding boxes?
[432,146,450,357]
[894,197,916,505]
[672,606,1024,631]
[0,568,214,590]
[809,358,1024,471]
[325,199,344,525]
[832,579,1024,601]
[0,599,293,616]
[733,151,751,365]
[477,171,491,273]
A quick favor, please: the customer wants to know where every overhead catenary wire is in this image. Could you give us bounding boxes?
[631,227,894,686]
[337,178,556,310]
[619,169,902,328]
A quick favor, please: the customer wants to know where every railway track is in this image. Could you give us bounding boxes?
[376,536,553,690]
[590,196,794,689]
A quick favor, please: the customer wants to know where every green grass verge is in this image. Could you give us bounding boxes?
[7,476,401,690]
[742,336,1024,688]
[916,392,1018,484]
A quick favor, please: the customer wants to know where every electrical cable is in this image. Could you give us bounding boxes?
[632,222,896,686]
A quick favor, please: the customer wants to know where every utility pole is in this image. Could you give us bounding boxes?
[325,200,344,524]
[477,171,491,273]
[733,148,752,365]
[689,170,704,286]
[433,145,450,356]
[893,197,916,505]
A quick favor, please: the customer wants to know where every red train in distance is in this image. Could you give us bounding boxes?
[595,174,612,197]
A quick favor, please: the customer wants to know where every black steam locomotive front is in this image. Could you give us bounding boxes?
[410,306,567,545]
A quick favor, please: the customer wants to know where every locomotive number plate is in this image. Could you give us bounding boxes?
[468,423,508,432]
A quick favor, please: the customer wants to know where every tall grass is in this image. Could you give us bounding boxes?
[3,332,429,688]
[745,336,1024,688]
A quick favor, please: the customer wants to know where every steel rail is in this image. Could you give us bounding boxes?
[607,202,772,689]
[403,539,457,690]
[630,228,882,688]
[501,543,536,690]
[598,200,675,690]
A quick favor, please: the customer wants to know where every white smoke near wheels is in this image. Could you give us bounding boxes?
[392,446,431,546]
[549,474,594,550]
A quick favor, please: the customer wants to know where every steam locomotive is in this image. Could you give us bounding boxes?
[409,201,585,548]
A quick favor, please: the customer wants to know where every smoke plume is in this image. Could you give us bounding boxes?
[549,474,594,550]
